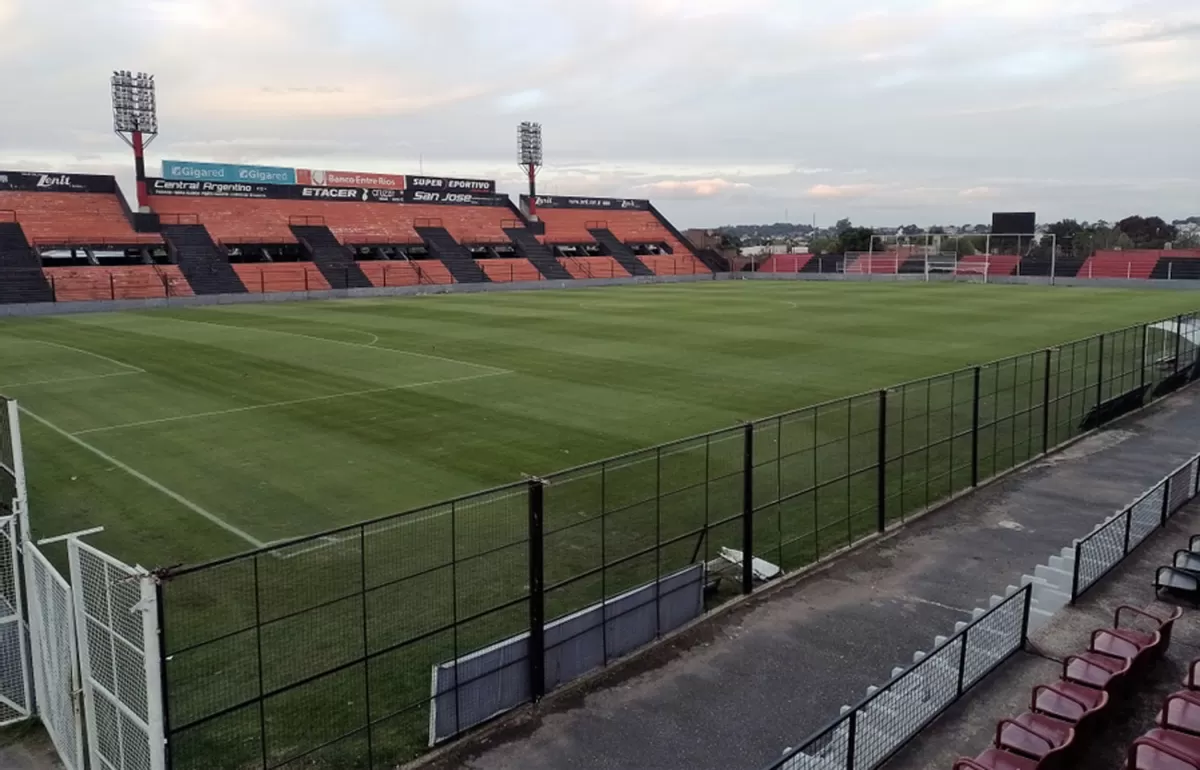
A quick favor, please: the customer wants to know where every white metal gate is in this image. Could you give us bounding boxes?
[69,539,166,770]
[26,541,84,770]
[0,513,32,725]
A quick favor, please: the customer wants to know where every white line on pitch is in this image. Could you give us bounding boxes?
[19,339,147,373]
[19,406,267,549]
[159,315,511,375]
[0,371,144,389]
[72,370,511,435]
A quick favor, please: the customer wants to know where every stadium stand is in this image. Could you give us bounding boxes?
[958,254,1022,277]
[0,219,54,303]
[587,226,656,276]
[0,190,160,248]
[1080,250,1166,280]
[757,254,814,273]
[1152,251,1200,282]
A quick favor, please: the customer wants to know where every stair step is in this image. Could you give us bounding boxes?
[162,225,247,295]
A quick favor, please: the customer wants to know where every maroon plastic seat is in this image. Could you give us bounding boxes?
[954,748,1041,770]
[1185,660,1200,691]
[1159,692,1200,737]
[996,715,1074,762]
[1092,628,1161,675]
[1114,606,1183,659]
[1129,729,1200,769]
[1031,682,1109,730]
[1064,651,1131,694]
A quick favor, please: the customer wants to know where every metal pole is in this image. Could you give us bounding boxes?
[1042,349,1052,454]
[956,630,969,695]
[527,479,546,700]
[845,711,857,770]
[1161,476,1172,526]
[742,422,755,595]
[1175,315,1184,375]
[1097,334,1105,409]
[971,367,981,487]
[877,390,888,533]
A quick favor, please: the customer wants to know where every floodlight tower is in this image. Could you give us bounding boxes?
[518,121,543,217]
[111,71,158,210]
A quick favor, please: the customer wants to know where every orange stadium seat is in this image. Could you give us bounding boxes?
[151,197,522,247]
[558,256,629,279]
[42,265,189,301]
[537,207,708,274]
[0,191,162,247]
[232,264,330,293]
[478,258,541,283]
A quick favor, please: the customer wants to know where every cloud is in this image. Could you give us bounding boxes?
[806,184,878,200]
[0,0,1197,228]
[635,178,752,198]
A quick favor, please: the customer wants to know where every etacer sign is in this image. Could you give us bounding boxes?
[162,160,296,186]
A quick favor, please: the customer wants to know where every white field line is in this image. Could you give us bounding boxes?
[270,430,746,560]
[159,315,511,375]
[20,339,146,373]
[0,371,144,389]
[72,370,511,435]
[19,405,267,549]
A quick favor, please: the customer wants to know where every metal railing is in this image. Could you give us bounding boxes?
[764,586,1032,770]
[1072,451,1200,600]
[156,310,1200,770]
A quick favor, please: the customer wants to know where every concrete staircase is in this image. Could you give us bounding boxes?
[0,222,54,304]
[587,228,654,276]
[161,224,247,295]
[505,228,572,280]
[290,224,373,289]
[417,226,489,283]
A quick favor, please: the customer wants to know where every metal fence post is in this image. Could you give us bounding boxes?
[1042,349,1052,454]
[1123,509,1133,554]
[971,367,981,487]
[154,580,173,770]
[527,478,546,700]
[1020,585,1033,650]
[1070,543,1082,604]
[1141,324,1149,395]
[1096,334,1105,409]
[955,629,969,695]
[877,390,888,533]
[1176,315,1184,375]
[1161,476,1172,527]
[845,710,857,770]
[742,422,755,595]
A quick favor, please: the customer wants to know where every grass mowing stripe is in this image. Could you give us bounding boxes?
[158,314,513,375]
[71,370,512,435]
[20,338,147,372]
[19,405,268,549]
[0,371,145,390]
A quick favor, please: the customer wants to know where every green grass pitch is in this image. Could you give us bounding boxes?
[4,280,1197,767]
[2,280,1196,568]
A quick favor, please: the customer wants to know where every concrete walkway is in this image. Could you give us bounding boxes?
[424,388,1200,770]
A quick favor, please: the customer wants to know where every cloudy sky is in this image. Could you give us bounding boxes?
[0,0,1196,228]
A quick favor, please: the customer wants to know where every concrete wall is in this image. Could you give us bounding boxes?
[5,270,1198,318]
[0,272,720,317]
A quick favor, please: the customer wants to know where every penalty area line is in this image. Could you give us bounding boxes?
[19,406,268,549]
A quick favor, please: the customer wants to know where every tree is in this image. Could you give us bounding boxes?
[809,236,841,255]
[834,218,853,235]
[928,226,946,235]
[840,227,875,253]
[1117,216,1177,249]
[901,224,923,236]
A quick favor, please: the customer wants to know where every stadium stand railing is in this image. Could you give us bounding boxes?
[153,308,1200,770]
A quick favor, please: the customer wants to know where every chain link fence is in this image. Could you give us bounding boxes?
[158,311,1200,770]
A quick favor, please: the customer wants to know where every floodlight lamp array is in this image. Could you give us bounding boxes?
[518,121,543,167]
[111,70,158,134]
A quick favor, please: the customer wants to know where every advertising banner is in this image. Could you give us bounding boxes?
[162,160,296,186]
[406,175,496,194]
[523,194,650,211]
[0,171,116,194]
[295,169,406,190]
[147,178,510,207]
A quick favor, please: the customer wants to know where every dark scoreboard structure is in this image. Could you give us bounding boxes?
[991,211,1036,234]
